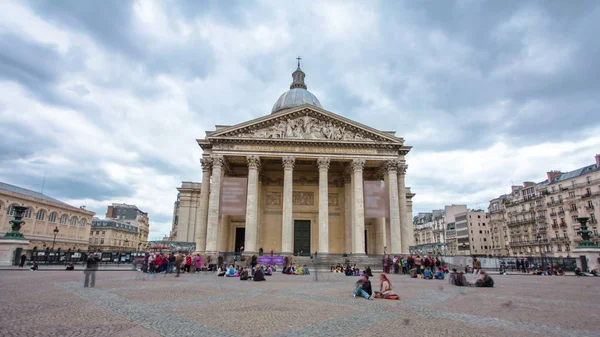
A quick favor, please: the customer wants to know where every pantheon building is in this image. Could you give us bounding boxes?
[173,62,414,256]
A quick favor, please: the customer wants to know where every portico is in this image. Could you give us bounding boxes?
[192,63,414,256]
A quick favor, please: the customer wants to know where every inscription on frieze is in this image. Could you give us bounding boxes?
[232,145,378,154]
[293,192,314,205]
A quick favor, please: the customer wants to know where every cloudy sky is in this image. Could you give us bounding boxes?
[1,0,599,238]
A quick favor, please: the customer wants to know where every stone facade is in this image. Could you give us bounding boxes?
[193,105,414,255]
[89,219,139,251]
[104,203,150,251]
[488,154,600,257]
[0,182,95,251]
[170,182,202,243]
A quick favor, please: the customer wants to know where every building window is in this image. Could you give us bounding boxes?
[102,231,105,236]
[60,215,68,224]
[569,191,575,198]
[571,204,577,211]
[100,238,104,244]
[89,238,92,243]
[94,238,98,244]
[96,231,99,235]
[587,176,592,184]
[79,219,86,227]
[70,217,78,226]
[49,212,57,223]
[36,210,45,221]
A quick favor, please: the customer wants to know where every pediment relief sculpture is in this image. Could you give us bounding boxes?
[222,115,378,142]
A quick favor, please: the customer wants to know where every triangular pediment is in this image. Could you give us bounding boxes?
[207,105,403,144]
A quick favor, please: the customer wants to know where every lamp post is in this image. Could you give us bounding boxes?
[51,227,59,251]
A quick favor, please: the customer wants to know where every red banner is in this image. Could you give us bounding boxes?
[363,180,389,218]
[220,177,248,215]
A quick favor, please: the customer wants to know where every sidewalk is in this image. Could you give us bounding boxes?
[0,264,136,271]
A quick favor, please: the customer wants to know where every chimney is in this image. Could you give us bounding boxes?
[595,154,600,166]
[546,171,562,182]
[106,206,113,219]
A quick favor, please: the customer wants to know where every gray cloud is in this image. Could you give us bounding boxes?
[1,0,599,236]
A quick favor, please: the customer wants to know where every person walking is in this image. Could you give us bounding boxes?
[19,254,27,267]
[175,253,183,277]
[84,253,99,288]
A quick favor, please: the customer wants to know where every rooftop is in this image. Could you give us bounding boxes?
[0,181,72,207]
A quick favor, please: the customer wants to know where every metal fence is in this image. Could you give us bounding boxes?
[17,249,146,265]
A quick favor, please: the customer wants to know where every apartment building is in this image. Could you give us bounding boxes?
[488,154,600,257]
[104,203,150,251]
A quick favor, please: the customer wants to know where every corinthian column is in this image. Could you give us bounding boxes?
[244,155,260,254]
[317,157,330,255]
[205,155,224,252]
[386,160,402,254]
[281,156,295,254]
[195,157,212,253]
[398,163,409,253]
[352,158,366,255]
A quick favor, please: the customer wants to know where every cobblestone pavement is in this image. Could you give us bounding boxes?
[0,270,598,337]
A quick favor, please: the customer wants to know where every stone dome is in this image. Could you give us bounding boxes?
[271,60,322,114]
[271,88,322,114]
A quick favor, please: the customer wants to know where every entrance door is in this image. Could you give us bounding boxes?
[364,230,368,255]
[580,255,588,272]
[235,228,245,253]
[294,220,311,256]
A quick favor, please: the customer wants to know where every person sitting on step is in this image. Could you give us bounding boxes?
[239,267,249,280]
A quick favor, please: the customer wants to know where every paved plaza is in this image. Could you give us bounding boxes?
[0,269,598,337]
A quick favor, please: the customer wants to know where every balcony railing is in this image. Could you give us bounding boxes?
[551,237,570,242]
[558,211,565,216]
[590,219,598,224]
[585,206,595,211]
[547,201,563,206]
[560,222,568,228]
[550,212,557,217]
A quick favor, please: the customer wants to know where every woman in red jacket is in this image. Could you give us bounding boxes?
[155,253,163,274]
[185,255,192,273]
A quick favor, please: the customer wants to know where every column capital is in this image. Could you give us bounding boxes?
[210,155,224,168]
[351,158,365,171]
[282,156,295,170]
[398,164,408,176]
[200,157,213,171]
[317,157,330,171]
[384,159,400,173]
[246,155,261,169]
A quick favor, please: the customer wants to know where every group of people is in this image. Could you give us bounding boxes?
[282,264,310,275]
[330,264,373,277]
[382,254,445,276]
[137,252,205,276]
[217,264,268,281]
[448,268,494,287]
[352,274,399,300]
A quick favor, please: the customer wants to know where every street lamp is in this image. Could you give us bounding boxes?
[51,227,59,251]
